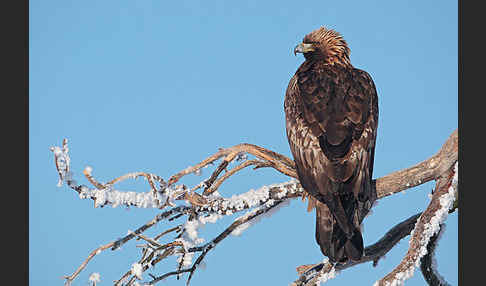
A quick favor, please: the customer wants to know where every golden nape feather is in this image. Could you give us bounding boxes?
[300,27,351,66]
[285,26,379,263]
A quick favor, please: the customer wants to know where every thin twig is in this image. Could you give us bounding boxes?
[63,241,115,286]
[83,167,105,189]
[112,206,191,250]
[203,159,266,195]
[167,143,297,187]
[130,231,163,248]
[154,225,182,241]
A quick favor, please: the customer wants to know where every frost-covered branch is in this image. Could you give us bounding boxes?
[374,162,458,286]
[50,129,457,286]
[147,199,289,285]
[51,130,457,210]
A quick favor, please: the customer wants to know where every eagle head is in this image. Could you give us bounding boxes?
[294,26,351,66]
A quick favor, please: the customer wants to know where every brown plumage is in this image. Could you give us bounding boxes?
[285,27,378,263]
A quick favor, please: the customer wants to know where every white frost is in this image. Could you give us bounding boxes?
[50,142,72,187]
[131,263,143,279]
[176,250,195,268]
[84,166,93,175]
[89,272,101,283]
[176,213,224,268]
[207,179,301,214]
[79,186,169,208]
[316,266,337,285]
[231,199,290,236]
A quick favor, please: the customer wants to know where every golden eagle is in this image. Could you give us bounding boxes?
[285,27,379,263]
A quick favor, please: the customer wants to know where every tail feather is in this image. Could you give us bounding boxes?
[344,228,364,261]
[315,200,364,263]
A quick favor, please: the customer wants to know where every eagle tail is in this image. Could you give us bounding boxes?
[343,227,364,261]
[315,199,364,263]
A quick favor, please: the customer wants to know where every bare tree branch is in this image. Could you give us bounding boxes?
[50,129,458,286]
[167,143,297,187]
[375,162,458,286]
[203,159,268,195]
[375,129,458,199]
[420,224,451,286]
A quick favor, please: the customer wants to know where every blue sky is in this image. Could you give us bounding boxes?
[30,1,457,285]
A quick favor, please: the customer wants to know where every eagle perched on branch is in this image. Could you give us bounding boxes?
[285,27,378,263]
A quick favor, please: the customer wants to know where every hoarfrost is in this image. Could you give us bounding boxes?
[89,272,101,283]
[231,199,290,236]
[131,263,143,279]
[79,187,169,208]
[176,250,195,268]
[211,179,300,214]
[84,166,93,175]
[175,213,223,268]
[50,143,72,187]
[316,266,337,285]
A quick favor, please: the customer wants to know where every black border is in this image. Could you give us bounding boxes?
[5,0,29,283]
[459,0,479,285]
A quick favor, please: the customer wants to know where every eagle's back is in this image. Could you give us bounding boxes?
[285,62,378,263]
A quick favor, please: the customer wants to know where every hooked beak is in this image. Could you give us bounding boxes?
[294,43,315,56]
